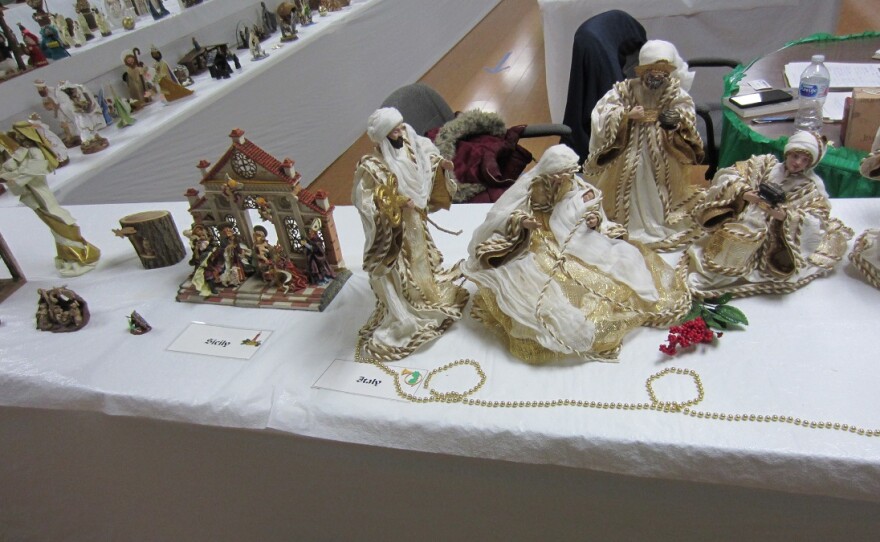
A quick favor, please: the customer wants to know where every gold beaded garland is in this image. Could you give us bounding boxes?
[354,341,877,438]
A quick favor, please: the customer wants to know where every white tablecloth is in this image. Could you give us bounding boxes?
[539,0,840,123]
[1,198,879,509]
[0,0,501,205]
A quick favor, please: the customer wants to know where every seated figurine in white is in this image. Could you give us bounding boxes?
[684,131,852,298]
[849,127,880,289]
[462,144,690,363]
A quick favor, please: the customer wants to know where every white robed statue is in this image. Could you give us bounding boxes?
[352,107,469,361]
[462,145,689,363]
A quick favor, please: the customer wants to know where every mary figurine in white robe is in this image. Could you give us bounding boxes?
[462,145,689,363]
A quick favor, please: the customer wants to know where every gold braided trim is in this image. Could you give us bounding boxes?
[849,229,880,290]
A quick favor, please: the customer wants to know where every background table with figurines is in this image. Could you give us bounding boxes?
[0,0,503,208]
[719,32,880,198]
[1,198,879,539]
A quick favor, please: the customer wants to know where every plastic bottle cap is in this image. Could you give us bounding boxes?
[812,54,825,63]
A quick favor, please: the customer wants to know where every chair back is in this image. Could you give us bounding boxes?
[381,83,455,136]
[561,10,646,162]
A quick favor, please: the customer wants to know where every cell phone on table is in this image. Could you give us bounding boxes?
[729,89,794,109]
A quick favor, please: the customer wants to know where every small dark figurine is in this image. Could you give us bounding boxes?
[305,218,336,284]
[147,0,171,20]
[36,287,89,332]
[209,45,233,79]
[261,2,278,34]
[127,310,152,334]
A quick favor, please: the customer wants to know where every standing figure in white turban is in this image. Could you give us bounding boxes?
[352,107,469,361]
[684,131,852,298]
[849,127,880,289]
[462,145,690,363]
[584,40,705,251]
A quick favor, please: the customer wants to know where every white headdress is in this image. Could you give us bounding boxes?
[785,130,827,169]
[367,107,403,143]
[636,40,694,92]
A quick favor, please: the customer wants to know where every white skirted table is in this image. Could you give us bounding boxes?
[0,199,878,540]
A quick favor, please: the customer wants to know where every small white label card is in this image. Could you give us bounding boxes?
[167,322,272,360]
[748,79,773,90]
[313,359,430,402]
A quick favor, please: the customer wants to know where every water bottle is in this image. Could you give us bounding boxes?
[794,54,831,132]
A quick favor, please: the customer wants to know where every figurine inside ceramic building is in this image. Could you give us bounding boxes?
[683,131,852,298]
[150,45,193,102]
[462,144,689,363]
[58,80,109,154]
[849,127,880,290]
[353,107,469,361]
[583,39,705,251]
[178,129,349,311]
[0,129,100,277]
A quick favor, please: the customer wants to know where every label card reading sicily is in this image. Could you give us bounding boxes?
[167,322,272,360]
[313,359,430,402]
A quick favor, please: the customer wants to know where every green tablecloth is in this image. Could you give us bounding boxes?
[718,32,880,198]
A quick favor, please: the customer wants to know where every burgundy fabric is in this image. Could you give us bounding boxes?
[426,125,534,203]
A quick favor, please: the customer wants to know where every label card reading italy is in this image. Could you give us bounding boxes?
[313,359,430,402]
[167,322,272,360]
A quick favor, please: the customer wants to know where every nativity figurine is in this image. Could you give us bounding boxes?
[58,81,109,154]
[151,45,193,102]
[583,40,705,251]
[353,107,469,361]
[36,287,89,332]
[683,131,852,298]
[462,144,689,363]
[1,130,100,276]
[849,127,880,290]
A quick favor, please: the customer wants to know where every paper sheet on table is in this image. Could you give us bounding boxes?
[784,62,880,89]
[822,92,850,122]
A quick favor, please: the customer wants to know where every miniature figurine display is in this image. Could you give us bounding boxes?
[150,45,194,102]
[17,23,48,67]
[0,130,100,276]
[584,40,705,251]
[147,0,171,20]
[261,2,277,34]
[849,127,880,290]
[127,310,151,334]
[178,129,349,311]
[353,107,469,361]
[249,26,268,61]
[36,287,89,332]
[39,22,70,60]
[462,144,689,363]
[683,131,852,298]
[22,114,69,166]
[114,210,186,269]
[34,79,81,147]
[58,81,109,153]
[121,48,152,107]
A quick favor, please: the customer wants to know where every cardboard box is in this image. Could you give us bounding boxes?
[844,87,880,152]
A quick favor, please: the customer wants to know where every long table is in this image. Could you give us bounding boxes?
[1,200,879,539]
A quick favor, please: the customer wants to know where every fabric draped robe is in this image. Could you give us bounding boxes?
[685,155,852,297]
[353,128,468,361]
[585,77,704,251]
[462,166,689,363]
